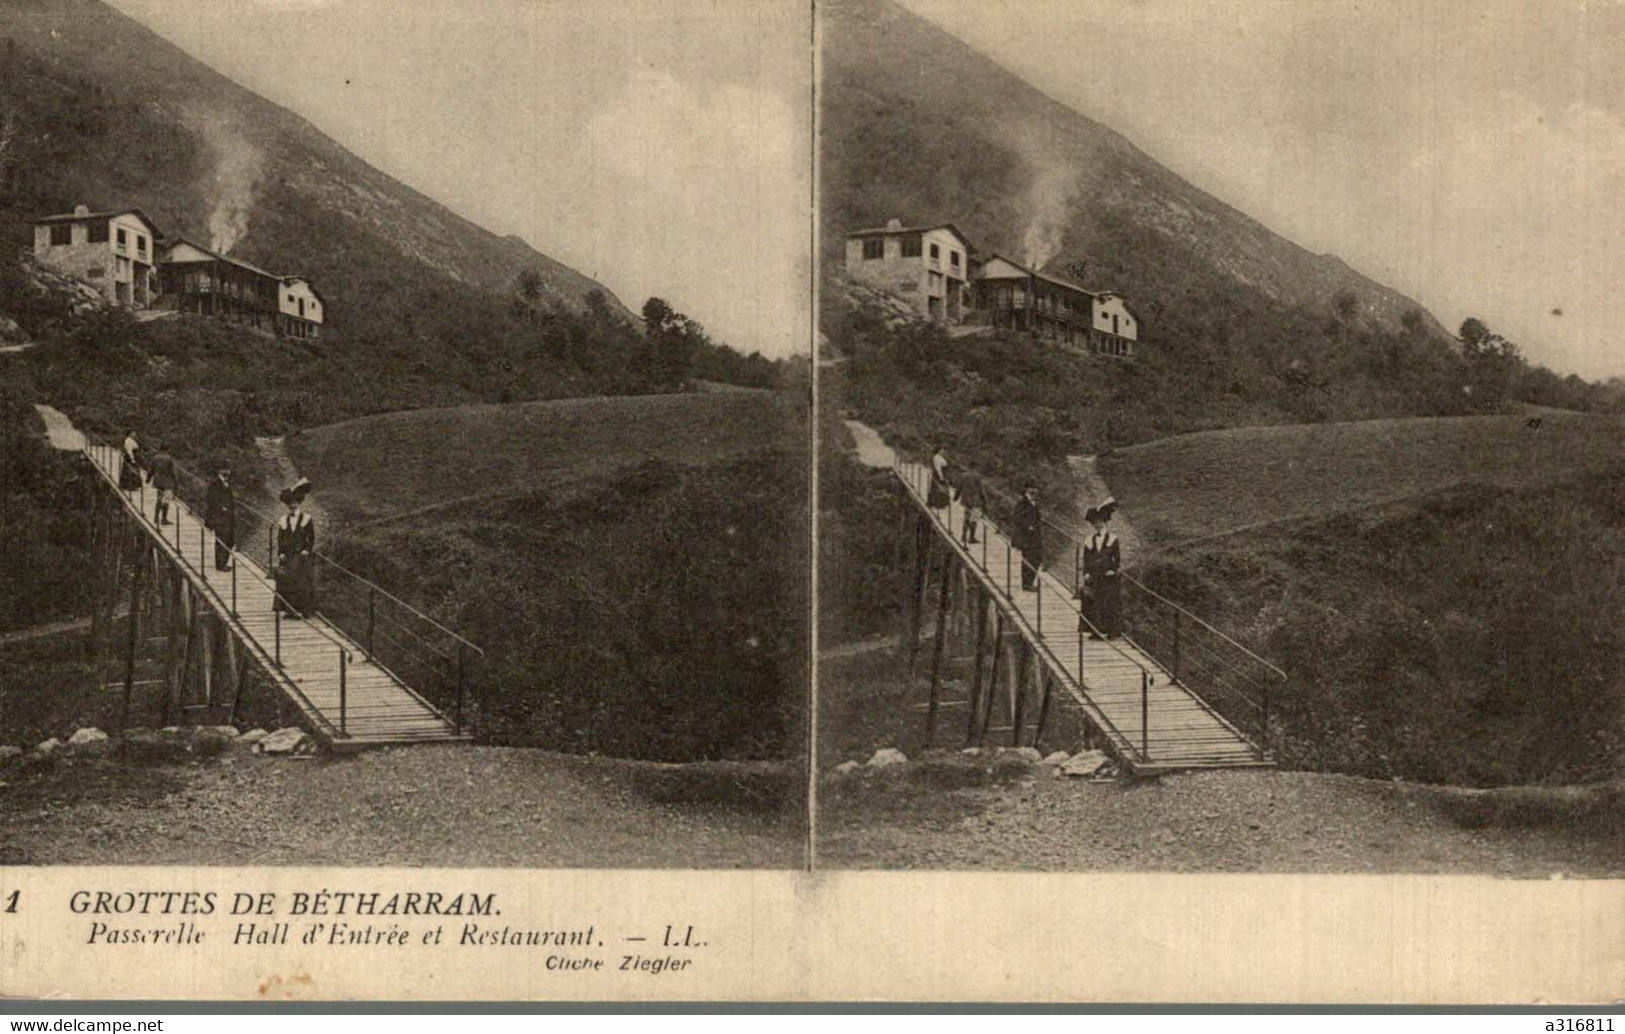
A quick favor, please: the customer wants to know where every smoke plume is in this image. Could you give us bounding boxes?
[1011,122,1081,271]
[183,104,264,255]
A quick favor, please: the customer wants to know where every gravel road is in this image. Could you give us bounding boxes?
[820,767,1625,876]
[2,746,800,869]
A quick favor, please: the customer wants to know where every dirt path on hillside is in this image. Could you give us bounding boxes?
[254,435,332,529]
[33,404,85,452]
[1,746,799,868]
[843,419,894,469]
[1067,454,1145,562]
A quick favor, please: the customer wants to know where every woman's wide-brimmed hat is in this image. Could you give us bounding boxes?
[1097,496,1119,519]
[1084,506,1102,523]
[278,488,295,506]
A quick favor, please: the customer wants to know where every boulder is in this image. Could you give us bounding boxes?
[1039,751,1070,766]
[68,728,109,747]
[1061,750,1112,778]
[256,728,311,755]
[0,746,24,762]
[238,729,269,745]
[1002,746,1043,764]
[959,747,982,756]
[866,747,907,769]
[833,760,862,777]
[35,738,62,755]
[196,725,240,739]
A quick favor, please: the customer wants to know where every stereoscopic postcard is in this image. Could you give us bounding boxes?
[1,0,1620,1005]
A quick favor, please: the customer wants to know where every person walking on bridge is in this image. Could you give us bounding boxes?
[149,443,178,526]
[1080,499,1122,637]
[1013,483,1043,592]
[118,430,144,494]
[957,467,985,545]
[927,445,952,511]
[205,465,236,572]
[275,479,317,618]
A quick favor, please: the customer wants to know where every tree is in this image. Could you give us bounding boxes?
[640,296,699,390]
[1457,317,1522,410]
[511,268,544,325]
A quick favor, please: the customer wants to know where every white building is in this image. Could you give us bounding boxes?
[972,254,1139,358]
[844,219,975,322]
[32,206,162,308]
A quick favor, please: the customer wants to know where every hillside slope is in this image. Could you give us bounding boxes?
[820,0,1448,340]
[1098,410,1625,548]
[285,391,795,524]
[0,0,629,338]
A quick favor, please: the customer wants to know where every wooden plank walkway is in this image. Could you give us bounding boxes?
[84,444,468,748]
[896,459,1269,773]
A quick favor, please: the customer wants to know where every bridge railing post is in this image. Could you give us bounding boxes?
[1141,668,1150,762]
[274,606,282,668]
[455,643,467,735]
[367,588,376,660]
[1172,609,1181,685]
[1004,540,1011,599]
[231,559,237,616]
[339,646,348,736]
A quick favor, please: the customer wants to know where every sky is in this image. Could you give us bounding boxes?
[899,0,1625,381]
[108,0,812,360]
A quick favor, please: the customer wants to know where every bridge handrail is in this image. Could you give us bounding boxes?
[893,450,1154,760]
[80,437,354,737]
[161,452,487,658]
[1121,574,1287,683]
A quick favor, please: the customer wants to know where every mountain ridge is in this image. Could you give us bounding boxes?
[0,0,631,332]
[821,0,1449,341]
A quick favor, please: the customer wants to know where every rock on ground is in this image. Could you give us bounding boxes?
[867,747,907,769]
[239,729,269,745]
[35,738,62,755]
[256,728,312,755]
[0,746,24,762]
[833,760,863,777]
[1061,750,1112,777]
[68,728,109,747]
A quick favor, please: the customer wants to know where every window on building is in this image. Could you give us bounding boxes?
[862,238,883,260]
[136,235,147,256]
[88,221,109,244]
[116,228,127,248]
[929,243,940,260]
[950,250,960,268]
[49,224,72,246]
[901,234,922,258]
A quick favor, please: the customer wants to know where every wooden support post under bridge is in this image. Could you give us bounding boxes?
[924,550,954,748]
[905,514,930,678]
[964,588,989,747]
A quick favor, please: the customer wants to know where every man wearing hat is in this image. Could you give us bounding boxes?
[205,465,236,571]
[1012,483,1044,592]
[1080,498,1122,637]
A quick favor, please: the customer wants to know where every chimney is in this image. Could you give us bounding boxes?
[73,204,90,217]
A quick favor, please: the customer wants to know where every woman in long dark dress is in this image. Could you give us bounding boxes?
[274,481,317,618]
[1080,500,1122,637]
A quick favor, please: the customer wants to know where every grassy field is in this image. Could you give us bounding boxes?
[1097,410,1625,549]
[285,390,794,524]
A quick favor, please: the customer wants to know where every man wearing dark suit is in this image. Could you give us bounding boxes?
[205,466,236,571]
[149,446,178,526]
[1012,484,1043,592]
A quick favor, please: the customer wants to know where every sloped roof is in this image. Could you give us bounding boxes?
[846,222,976,252]
[976,254,1099,296]
[161,237,281,280]
[34,208,163,236]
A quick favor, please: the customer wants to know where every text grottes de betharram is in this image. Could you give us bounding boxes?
[63,889,704,975]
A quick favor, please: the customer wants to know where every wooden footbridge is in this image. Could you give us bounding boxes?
[892,453,1282,775]
[80,436,481,749]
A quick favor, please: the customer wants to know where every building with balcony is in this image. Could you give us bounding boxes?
[844,219,974,323]
[971,255,1138,358]
[157,239,289,336]
[32,206,163,308]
